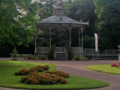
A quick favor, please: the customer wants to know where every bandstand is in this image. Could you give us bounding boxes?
[35,0,89,59]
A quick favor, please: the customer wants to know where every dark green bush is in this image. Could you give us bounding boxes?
[47,45,56,60]
[65,45,73,60]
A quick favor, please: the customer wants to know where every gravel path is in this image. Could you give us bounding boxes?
[0,58,120,90]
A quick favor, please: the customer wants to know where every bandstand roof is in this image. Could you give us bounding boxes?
[37,15,88,25]
[37,0,89,29]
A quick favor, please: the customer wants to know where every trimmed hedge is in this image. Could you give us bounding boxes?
[47,45,56,60]
[65,45,73,60]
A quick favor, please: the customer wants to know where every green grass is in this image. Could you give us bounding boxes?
[0,61,109,89]
[86,64,120,75]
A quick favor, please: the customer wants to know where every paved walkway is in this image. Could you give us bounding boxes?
[0,58,120,90]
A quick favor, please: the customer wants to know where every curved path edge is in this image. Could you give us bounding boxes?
[0,58,119,90]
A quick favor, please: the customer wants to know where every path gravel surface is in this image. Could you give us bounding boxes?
[0,58,119,90]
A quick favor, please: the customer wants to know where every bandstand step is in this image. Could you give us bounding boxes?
[55,53,67,60]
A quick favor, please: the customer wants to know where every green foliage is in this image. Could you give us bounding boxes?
[47,45,56,60]
[83,35,95,48]
[65,0,96,36]
[0,0,39,46]
[118,45,120,48]
[93,0,120,49]
[10,47,18,61]
[65,45,73,60]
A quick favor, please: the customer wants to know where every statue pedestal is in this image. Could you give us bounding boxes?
[118,54,120,64]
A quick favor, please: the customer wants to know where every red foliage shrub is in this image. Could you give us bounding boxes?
[41,65,50,70]
[41,57,46,60]
[15,65,50,75]
[36,65,44,72]
[26,77,39,84]
[20,71,68,85]
[15,68,29,75]
[28,67,38,73]
[75,58,80,60]
[21,76,28,83]
[45,71,69,78]
[111,63,120,67]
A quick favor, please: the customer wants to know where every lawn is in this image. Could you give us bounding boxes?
[86,64,120,75]
[0,61,109,89]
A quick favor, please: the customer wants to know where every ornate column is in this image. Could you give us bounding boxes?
[49,27,52,47]
[35,29,37,53]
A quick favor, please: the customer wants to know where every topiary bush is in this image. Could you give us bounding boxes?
[47,44,56,60]
[65,45,73,60]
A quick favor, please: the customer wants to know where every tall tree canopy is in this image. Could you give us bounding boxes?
[94,0,120,50]
[64,0,96,48]
[0,0,39,46]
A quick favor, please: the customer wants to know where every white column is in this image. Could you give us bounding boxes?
[49,27,51,47]
[35,29,37,53]
[79,30,80,47]
[81,27,83,53]
[69,28,72,47]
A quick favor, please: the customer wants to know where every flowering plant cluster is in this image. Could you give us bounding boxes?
[111,63,120,67]
[20,71,68,85]
[15,65,50,75]
[25,55,48,60]
[45,71,69,78]
[72,57,92,61]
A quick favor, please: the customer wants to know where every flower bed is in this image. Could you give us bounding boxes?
[111,63,120,67]
[72,57,92,61]
[15,65,69,85]
[45,71,69,78]
[24,55,48,60]
[21,72,67,85]
[15,65,50,75]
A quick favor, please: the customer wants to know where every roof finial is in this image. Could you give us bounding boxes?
[57,0,62,4]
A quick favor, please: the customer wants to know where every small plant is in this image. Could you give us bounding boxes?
[10,47,18,61]
[118,45,120,48]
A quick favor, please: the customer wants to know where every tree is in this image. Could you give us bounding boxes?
[0,0,39,46]
[64,0,97,47]
[93,0,120,50]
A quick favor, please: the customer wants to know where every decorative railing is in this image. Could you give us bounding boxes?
[55,47,65,53]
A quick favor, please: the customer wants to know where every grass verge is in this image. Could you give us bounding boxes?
[86,64,120,75]
[0,61,109,89]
